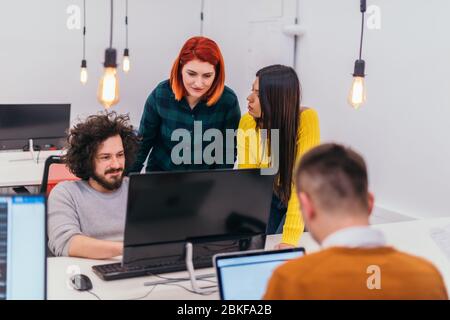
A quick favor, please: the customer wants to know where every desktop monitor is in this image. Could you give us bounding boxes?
[0,104,71,151]
[214,248,305,300]
[0,195,46,300]
[123,169,275,269]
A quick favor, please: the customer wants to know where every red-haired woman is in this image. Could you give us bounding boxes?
[130,36,241,172]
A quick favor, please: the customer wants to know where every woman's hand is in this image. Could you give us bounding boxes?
[273,242,296,250]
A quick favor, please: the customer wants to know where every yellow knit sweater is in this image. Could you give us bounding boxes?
[237,108,320,245]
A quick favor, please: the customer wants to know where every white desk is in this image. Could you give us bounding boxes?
[47,257,219,300]
[47,218,450,300]
[0,150,64,187]
[47,236,285,300]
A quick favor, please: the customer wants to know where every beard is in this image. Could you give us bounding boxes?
[91,168,124,191]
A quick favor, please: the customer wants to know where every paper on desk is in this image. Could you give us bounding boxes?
[430,224,450,261]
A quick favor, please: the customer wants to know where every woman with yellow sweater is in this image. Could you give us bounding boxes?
[237,65,320,248]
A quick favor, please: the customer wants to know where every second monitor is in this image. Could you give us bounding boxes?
[93,168,275,280]
[124,168,275,266]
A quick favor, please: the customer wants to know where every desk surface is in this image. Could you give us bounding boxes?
[0,150,64,187]
[47,218,450,300]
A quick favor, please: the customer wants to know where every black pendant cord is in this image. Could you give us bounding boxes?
[103,0,117,69]
[293,0,299,69]
[358,0,367,60]
[359,10,365,60]
[82,0,86,60]
[125,0,129,48]
[109,0,114,49]
[200,0,205,35]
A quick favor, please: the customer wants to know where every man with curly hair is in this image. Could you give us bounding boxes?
[48,112,139,259]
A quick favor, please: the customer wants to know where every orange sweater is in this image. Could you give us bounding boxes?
[264,247,448,300]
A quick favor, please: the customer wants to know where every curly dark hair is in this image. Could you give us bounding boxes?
[63,112,140,180]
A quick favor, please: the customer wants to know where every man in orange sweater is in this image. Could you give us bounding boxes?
[264,143,448,300]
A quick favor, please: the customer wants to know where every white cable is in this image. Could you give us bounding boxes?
[143,273,215,287]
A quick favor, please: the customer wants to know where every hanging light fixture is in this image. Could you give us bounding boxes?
[200,0,205,36]
[98,0,120,108]
[122,0,130,73]
[348,0,367,109]
[80,0,88,84]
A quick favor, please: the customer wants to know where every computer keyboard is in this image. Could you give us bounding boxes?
[92,256,213,281]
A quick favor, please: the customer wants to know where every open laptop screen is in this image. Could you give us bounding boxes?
[215,248,305,300]
[0,195,46,300]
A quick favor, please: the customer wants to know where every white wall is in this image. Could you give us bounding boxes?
[1,0,449,220]
[203,0,297,111]
[297,0,450,219]
[0,0,203,126]
[0,0,295,126]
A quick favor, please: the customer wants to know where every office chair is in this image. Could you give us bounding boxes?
[40,155,79,195]
[40,155,79,258]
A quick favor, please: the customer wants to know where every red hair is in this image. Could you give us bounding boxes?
[170,36,225,106]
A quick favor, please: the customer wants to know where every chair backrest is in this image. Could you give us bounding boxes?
[40,155,79,195]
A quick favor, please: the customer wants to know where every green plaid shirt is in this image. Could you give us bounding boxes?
[130,80,241,172]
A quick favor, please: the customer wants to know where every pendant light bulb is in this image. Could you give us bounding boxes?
[97,48,120,108]
[80,60,88,84]
[122,48,130,73]
[348,60,366,109]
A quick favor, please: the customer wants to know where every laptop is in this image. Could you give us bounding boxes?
[0,195,47,300]
[214,247,305,300]
[92,169,275,281]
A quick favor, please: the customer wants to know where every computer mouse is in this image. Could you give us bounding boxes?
[70,274,93,291]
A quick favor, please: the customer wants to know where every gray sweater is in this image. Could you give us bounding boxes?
[47,178,129,256]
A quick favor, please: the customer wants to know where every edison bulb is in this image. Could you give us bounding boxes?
[348,76,366,109]
[123,56,130,73]
[80,67,88,84]
[97,67,119,108]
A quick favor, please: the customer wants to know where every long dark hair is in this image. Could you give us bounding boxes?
[256,65,301,205]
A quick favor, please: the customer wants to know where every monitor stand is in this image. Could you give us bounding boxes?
[185,242,217,294]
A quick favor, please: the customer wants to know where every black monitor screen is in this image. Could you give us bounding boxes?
[0,104,70,150]
[123,169,275,266]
